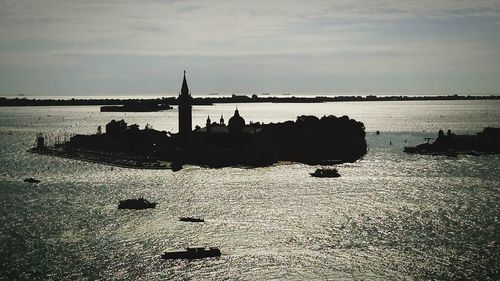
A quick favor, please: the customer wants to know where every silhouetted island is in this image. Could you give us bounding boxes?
[100,102,172,112]
[2,94,499,107]
[30,72,367,169]
[404,127,500,156]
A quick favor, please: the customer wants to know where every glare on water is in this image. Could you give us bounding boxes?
[0,100,499,280]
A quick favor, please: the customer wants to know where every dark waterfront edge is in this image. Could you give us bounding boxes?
[28,147,169,170]
[1,94,500,107]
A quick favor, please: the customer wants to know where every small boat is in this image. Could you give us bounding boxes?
[161,247,221,260]
[171,161,183,172]
[179,217,205,222]
[310,168,341,178]
[118,198,157,210]
[23,178,41,183]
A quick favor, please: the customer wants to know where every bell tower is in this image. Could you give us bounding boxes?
[178,71,192,136]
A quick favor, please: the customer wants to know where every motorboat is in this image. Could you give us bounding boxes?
[118,198,157,209]
[179,217,205,222]
[310,168,340,178]
[161,247,221,260]
[23,178,41,183]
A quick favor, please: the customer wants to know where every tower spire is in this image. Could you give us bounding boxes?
[181,70,189,96]
[178,70,193,137]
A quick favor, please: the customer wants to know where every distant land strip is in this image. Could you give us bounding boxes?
[1,94,499,107]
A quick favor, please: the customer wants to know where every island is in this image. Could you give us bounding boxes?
[30,113,367,169]
[2,94,500,107]
[404,127,500,156]
[29,72,368,170]
[100,101,172,112]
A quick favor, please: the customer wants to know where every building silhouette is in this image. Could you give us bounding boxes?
[177,72,250,136]
[178,71,192,136]
[228,108,245,133]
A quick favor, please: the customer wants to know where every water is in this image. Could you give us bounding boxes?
[0,100,499,280]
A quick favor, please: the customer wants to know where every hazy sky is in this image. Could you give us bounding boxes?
[0,0,499,96]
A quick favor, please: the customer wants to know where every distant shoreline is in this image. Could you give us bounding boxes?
[1,94,499,107]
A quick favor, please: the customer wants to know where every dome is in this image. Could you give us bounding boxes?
[228,109,245,133]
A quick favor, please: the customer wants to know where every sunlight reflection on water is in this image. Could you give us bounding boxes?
[0,100,499,280]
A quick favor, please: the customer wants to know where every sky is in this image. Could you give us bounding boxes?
[0,0,499,96]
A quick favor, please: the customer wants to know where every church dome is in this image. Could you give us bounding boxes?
[228,109,245,133]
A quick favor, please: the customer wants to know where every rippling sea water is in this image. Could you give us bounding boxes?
[0,100,499,280]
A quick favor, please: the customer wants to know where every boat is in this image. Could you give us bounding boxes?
[310,168,341,178]
[118,198,157,209]
[161,247,221,260]
[179,217,205,222]
[23,177,40,183]
[170,161,183,172]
